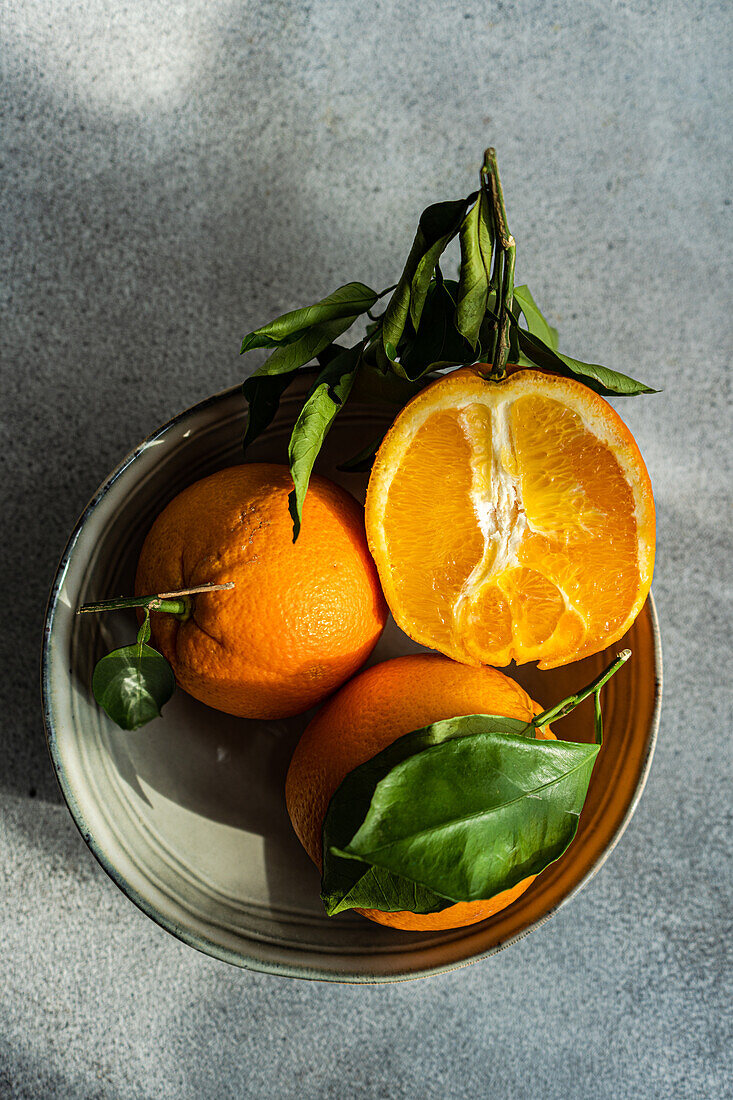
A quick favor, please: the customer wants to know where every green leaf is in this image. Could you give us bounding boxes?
[287,345,360,539]
[315,342,349,368]
[323,859,449,917]
[240,283,378,354]
[399,280,477,380]
[321,713,549,916]
[514,325,658,396]
[474,302,499,364]
[456,192,494,348]
[512,286,557,365]
[321,715,514,917]
[513,285,558,350]
[92,616,176,731]
[249,314,363,378]
[242,372,297,454]
[381,196,475,369]
[410,201,474,329]
[324,715,599,913]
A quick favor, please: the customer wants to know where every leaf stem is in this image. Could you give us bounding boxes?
[531,650,632,731]
[77,582,235,620]
[136,609,151,667]
[366,284,400,323]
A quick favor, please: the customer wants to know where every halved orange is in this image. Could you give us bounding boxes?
[365,367,655,669]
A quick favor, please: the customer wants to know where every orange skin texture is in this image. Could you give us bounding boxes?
[285,653,555,931]
[135,464,387,720]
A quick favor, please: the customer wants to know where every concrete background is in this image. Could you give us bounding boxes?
[2,1,731,1096]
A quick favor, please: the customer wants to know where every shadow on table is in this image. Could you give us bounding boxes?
[0,1040,91,1100]
[1,20,367,805]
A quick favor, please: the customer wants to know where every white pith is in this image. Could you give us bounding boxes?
[454,403,524,621]
[452,397,585,660]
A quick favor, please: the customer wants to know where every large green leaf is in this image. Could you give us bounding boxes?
[322,714,599,914]
[323,713,544,916]
[456,192,494,348]
[240,283,378,354]
[515,325,657,396]
[381,196,475,370]
[321,715,517,917]
[92,617,176,731]
[287,345,360,539]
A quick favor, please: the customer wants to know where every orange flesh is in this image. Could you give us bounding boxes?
[369,369,655,669]
[382,410,485,653]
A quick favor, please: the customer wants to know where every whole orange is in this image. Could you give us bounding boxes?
[135,463,387,719]
[285,653,555,931]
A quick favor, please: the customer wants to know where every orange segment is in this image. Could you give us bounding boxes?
[366,367,655,669]
[381,409,485,653]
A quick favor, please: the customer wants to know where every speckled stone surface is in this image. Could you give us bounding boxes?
[2,1,732,1096]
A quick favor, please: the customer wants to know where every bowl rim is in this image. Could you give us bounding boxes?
[41,384,663,983]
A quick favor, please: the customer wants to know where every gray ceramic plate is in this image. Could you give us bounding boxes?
[42,381,662,983]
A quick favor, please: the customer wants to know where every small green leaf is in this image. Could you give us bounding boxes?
[92,616,176,731]
[138,613,151,646]
[323,715,599,914]
[287,345,360,539]
[381,195,475,370]
[409,202,470,328]
[475,304,499,363]
[514,325,658,396]
[456,192,494,348]
[249,314,363,378]
[324,860,449,917]
[513,285,558,350]
[240,283,378,354]
[242,372,298,454]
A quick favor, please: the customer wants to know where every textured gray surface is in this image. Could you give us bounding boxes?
[2,0,732,1096]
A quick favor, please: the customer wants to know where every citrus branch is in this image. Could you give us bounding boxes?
[531,650,631,733]
[482,147,516,379]
[77,581,235,620]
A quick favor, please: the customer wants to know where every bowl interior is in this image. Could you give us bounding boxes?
[43,384,661,982]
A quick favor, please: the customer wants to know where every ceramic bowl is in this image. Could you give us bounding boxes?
[42,381,662,983]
